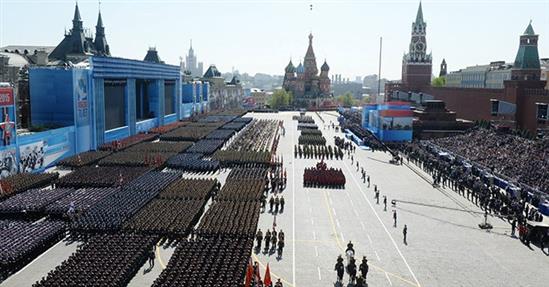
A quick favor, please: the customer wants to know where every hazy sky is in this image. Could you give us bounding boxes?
[1,0,548,80]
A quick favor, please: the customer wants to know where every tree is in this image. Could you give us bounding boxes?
[432,76,446,87]
[268,89,293,109]
[337,92,355,107]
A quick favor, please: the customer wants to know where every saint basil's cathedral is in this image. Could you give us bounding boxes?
[283,33,332,108]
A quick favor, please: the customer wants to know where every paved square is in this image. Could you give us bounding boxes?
[2,111,548,287]
[250,111,549,287]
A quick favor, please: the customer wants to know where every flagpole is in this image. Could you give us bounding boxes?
[378,36,383,102]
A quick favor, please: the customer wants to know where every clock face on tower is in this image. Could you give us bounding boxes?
[415,42,425,53]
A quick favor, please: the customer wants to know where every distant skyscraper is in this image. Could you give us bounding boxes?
[184,40,204,77]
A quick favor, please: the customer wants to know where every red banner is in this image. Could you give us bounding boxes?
[0,88,14,107]
[379,110,414,117]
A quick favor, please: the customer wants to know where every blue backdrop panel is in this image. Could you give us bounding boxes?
[30,68,74,126]
[182,83,194,104]
[379,130,413,142]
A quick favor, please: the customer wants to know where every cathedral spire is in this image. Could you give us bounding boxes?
[73,2,81,22]
[305,33,315,59]
[72,2,83,30]
[415,1,424,24]
[97,10,104,28]
[304,33,318,76]
[94,5,110,56]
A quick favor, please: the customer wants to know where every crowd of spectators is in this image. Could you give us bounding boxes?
[429,128,549,194]
[394,139,547,246]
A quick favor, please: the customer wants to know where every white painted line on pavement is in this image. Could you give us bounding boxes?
[385,272,393,285]
[329,196,333,205]
[311,217,314,225]
[367,234,373,245]
[341,232,345,242]
[313,231,317,240]
[336,218,341,228]
[309,207,312,214]
[291,128,296,287]
[344,163,422,287]
[375,250,381,261]
[361,221,366,230]
[317,266,322,281]
[332,207,337,216]
[315,246,319,257]
[353,209,359,217]
[10,236,67,277]
[350,199,355,207]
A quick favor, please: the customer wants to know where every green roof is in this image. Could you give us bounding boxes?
[514,46,540,69]
[514,21,540,69]
[524,21,535,35]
